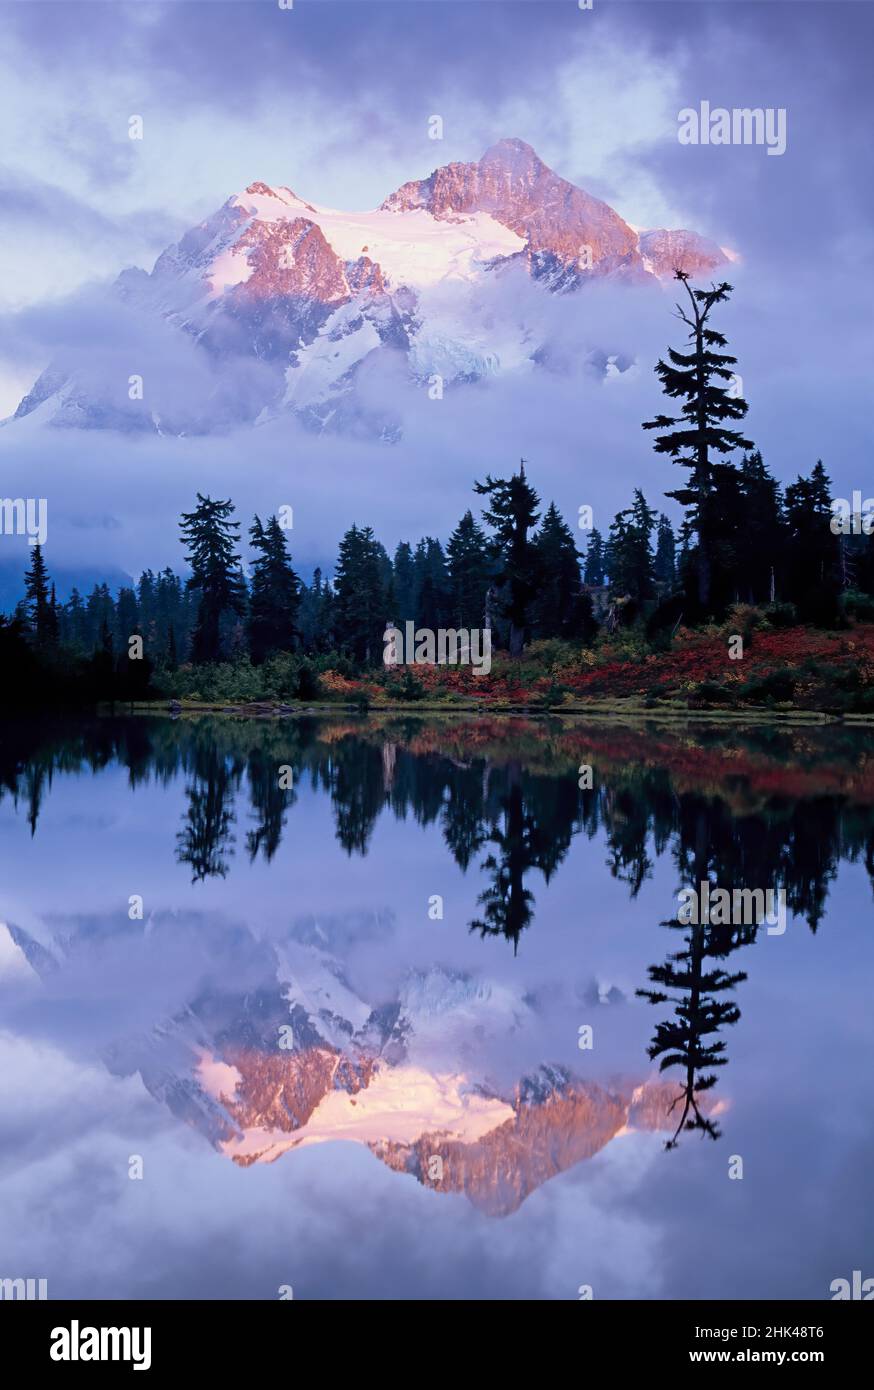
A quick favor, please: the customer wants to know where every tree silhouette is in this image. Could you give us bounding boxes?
[637,814,756,1147]
[446,510,492,629]
[247,514,301,663]
[24,544,57,648]
[653,514,677,589]
[784,460,842,625]
[644,272,753,612]
[475,462,541,656]
[334,524,388,663]
[179,494,245,664]
[531,502,593,640]
[637,915,749,1147]
[246,745,296,862]
[606,489,658,603]
[175,739,240,880]
[583,527,606,586]
[469,763,578,954]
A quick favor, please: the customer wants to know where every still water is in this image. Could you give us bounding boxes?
[1,713,872,1300]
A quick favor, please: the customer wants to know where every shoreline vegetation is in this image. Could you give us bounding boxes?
[121,614,874,721]
[6,274,873,722]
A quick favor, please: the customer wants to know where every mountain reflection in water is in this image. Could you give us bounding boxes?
[1,712,873,1231]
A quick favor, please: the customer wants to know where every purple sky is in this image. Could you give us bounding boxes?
[0,0,872,581]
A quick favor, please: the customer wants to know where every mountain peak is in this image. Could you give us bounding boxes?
[236,181,311,211]
[10,141,731,439]
[381,137,638,272]
[479,137,542,168]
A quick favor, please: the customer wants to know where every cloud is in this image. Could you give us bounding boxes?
[0,0,869,578]
[0,244,870,588]
[2,0,867,304]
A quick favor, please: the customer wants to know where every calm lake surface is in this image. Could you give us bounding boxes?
[1,712,872,1300]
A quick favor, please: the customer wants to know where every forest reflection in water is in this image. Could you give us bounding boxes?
[2,711,873,1154]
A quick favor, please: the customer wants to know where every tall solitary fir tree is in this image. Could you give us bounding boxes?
[643,272,753,613]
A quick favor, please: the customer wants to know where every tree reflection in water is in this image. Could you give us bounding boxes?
[3,712,873,1145]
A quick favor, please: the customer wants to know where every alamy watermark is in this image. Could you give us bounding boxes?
[0,1276,48,1299]
[830,1269,874,1300]
[383,621,492,675]
[678,102,787,156]
[50,1321,151,1370]
[678,881,787,935]
[0,497,48,546]
[830,492,874,536]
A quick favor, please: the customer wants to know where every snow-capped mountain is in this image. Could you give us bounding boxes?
[9,139,731,438]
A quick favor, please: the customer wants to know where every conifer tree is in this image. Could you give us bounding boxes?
[179,494,245,664]
[643,272,753,611]
[375,540,394,615]
[475,462,541,656]
[737,451,784,604]
[115,586,139,651]
[653,515,677,589]
[446,510,492,629]
[136,570,157,654]
[298,567,337,653]
[63,588,87,651]
[334,524,387,663]
[297,569,320,651]
[392,542,416,625]
[784,460,841,625]
[47,582,60,647]
[411,537,451,630]
[86,614,115,697]
[247,514,301,663]
[583,527,606,586]
[606,490,657,603]
[704,462,749,612]
[24,544,55,648]
[155,568,187,658]
[531,502,591,639]
[84,583,113,653]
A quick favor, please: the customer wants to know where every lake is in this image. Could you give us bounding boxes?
[1,712,872,1300]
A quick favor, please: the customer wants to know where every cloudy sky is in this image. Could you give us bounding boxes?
[0,0,872,584]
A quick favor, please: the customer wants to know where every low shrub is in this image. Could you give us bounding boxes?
[763,601,798,629]
[690,681,734,706]
[841,590,874,622]
[739,669,797,704]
